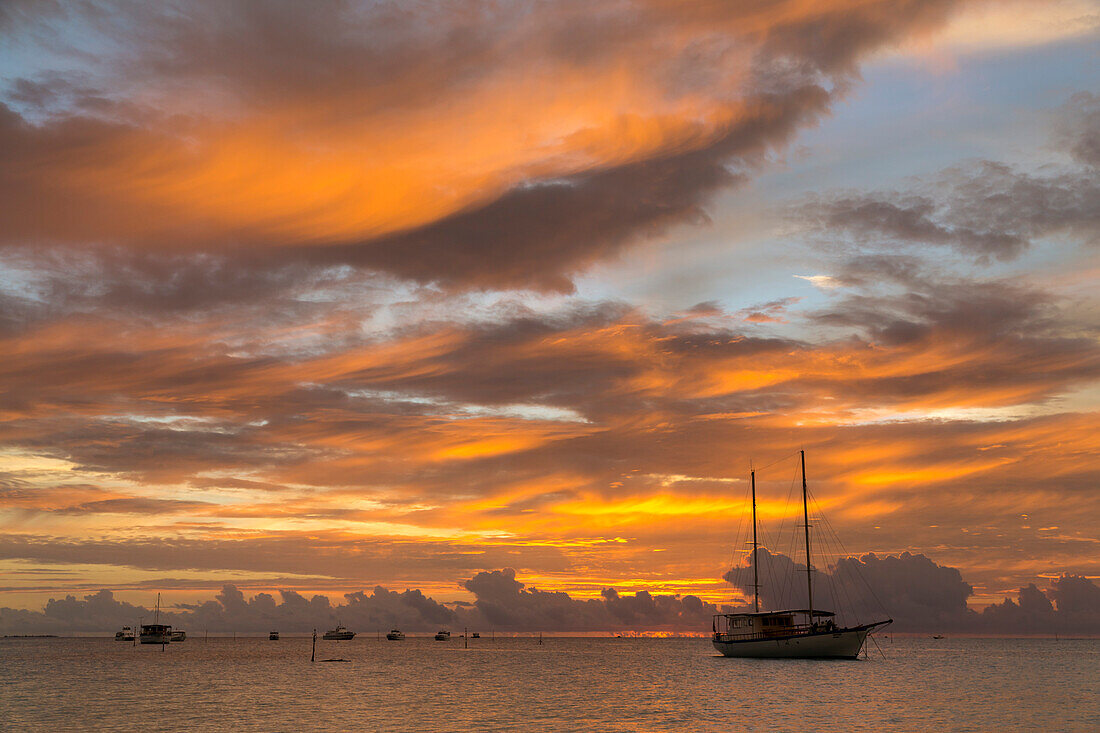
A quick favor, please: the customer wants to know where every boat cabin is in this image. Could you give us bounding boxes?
[713,609,836,641]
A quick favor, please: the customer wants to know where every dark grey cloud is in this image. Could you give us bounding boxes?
[1055,91,1100,168]
[793,92,1100,263]
[464,568,614,631]
[981,576,1100,635]
[797,161,1098,262]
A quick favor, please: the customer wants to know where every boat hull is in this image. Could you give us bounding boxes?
[712,628,869,659]
[139,634,172,645]
[323,632,355,640]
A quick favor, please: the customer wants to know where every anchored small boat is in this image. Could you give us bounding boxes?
[269,631,280,640]
[139,594,172,645]
[434,629,451,641]
[712,451,891,659]
[170,630,186,642]
[323,625,355,641]
[386,629,405,640]
[139,624,171,645]
[114,626,134,641]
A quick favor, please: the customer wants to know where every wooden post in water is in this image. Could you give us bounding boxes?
[311,628,316,663]
[537,632,543,645]
[464,627,468,649]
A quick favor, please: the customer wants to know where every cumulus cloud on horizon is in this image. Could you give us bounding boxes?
[4,555,1099,635]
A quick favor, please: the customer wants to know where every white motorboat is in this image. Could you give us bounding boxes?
[323,625,355,640]
[712,451,891,659]
[386,629,405,640]
[170,630,186,642]
[114,626,134,641]
[434,629,450,641]
[269,631,280,640]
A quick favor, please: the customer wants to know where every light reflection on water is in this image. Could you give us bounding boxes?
[2,637,1097,731]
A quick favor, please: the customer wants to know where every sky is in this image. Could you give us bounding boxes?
[0,0,1098,626]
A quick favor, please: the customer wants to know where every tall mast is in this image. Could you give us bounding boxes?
[155,592,160,624]
[800,450,813,621]
[751,469,759,613]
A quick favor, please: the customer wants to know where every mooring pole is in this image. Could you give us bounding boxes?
[311,628,316,663]
[464,627,468,649]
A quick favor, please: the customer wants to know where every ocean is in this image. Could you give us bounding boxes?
[2,636,1097,731]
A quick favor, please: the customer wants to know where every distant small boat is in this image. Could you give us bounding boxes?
[269,631,280,640]
[139,624,171,644]
[114,626,134,641]
[434,629,451,641]
[471,632,480,639]
[323,625,355,641]
[170,630,186,642]
[140,594,172,645]
[932,634,945,639]
[386,629,405,640]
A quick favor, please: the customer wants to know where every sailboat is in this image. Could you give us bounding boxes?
[712,451,891,659]
[139,593,172,645]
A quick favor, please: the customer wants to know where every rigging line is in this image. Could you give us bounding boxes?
[807,491,850,620]
[824,539,887,622]
[728,478,750,601]
[869,630,888,661]
[776,466,800,610]
[816,502,889,618]
[757,515,780,609]
[754,450,801,472]
[809,491,863,624]
[815,509,843,619]
[788,464,803,604]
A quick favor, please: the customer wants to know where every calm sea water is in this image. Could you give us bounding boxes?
[2,636,1097,732]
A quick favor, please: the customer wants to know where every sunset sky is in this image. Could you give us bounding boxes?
[1,0,1097,616]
